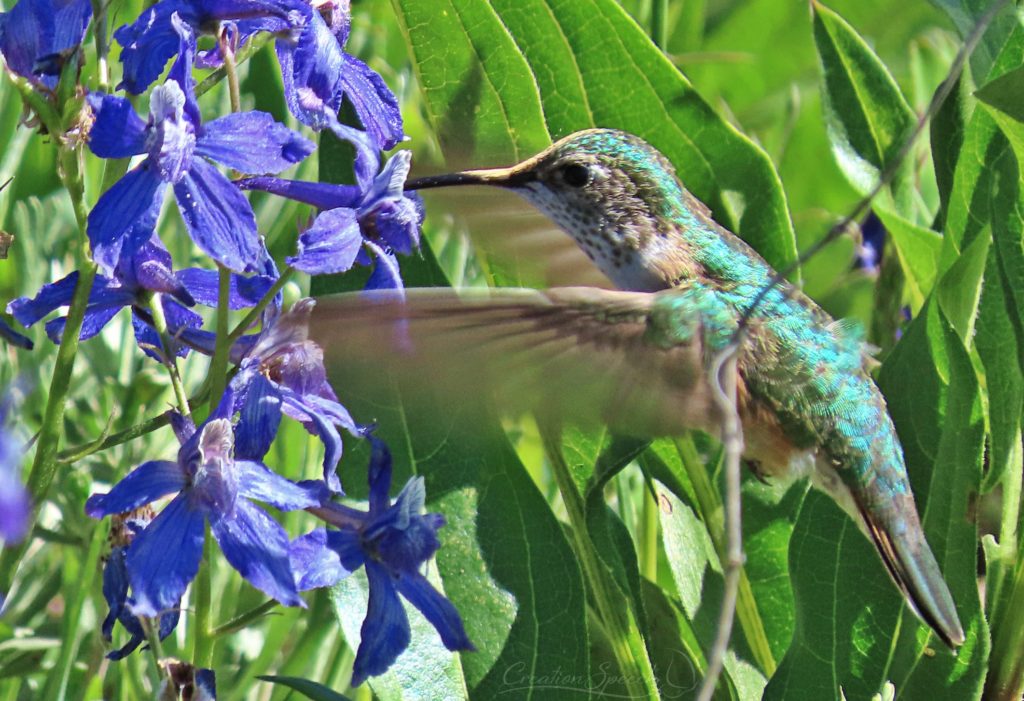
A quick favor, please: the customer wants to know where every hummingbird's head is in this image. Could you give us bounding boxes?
[407,129,709,291]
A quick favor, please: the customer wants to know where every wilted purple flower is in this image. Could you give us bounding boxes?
[229,298,358,493]
[0,0,91,89]
[87,15,314,272]
[159,660,217,700]
[239,149,422,289]
[0,318,32,349]
[101,510,181,660]
[115,0,308,94]
[277,0,403,150]
[85,391,324,617]
[0,393,29,544]
[292,439,473,685]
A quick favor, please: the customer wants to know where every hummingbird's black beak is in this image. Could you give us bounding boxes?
[405,165,537,192]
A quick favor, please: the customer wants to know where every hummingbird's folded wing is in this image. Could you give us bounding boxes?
[309,287,717,437]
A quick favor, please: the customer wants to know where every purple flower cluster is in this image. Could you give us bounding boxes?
[0,0,465,686]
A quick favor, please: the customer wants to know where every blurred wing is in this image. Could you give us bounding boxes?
[416,188,614,289]
[310,287,716,438]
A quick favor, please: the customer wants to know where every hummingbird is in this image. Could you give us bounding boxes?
[310,128,965,648]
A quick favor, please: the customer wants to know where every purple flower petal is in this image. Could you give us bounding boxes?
[363,241,403,292]
[176,268,275,309]
[45,301,125,343]
[351,560,410,687]
[0,319,32,350]
[0,0,91,88]
[196,111,314,174]
[85,460,185,517]
[7,272,79,327]
[236,176,362,209]
[114,0,188,94]
[173,158,260,272]
[287,208,362,275]
[87,93,148,158]
[338,52,403,152]
[235,459,324,511]
[210,499,304,607]
[87,164,166,263]
[279,390,346,492]
[127,493,205,617]
[233,373,281,461]
[395,572,474,652]
[290,528,353,591]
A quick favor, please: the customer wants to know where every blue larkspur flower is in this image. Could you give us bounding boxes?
[102,510,181,660]
[276,0,403,150]
[229,298,358,493]
[7,238,272,358]
[0,0,91,89]
[87,15,314,272]
[85,390,324,617]
[115,0,308,94]
[291,439,473,685]
[113,0,402,151]
[239,149,422,289]
[0,394,29,544]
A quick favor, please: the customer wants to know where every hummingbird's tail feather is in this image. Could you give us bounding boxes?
[857,502,965,648]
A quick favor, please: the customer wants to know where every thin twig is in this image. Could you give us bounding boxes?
[698,338,745,701]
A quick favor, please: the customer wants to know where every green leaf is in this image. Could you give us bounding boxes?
[935,227,990,343]
[810,1,916,203]
[929,0,1022,81]
[871,209,942,311]
[640,577,736,701]
[257,676,353,701]
[393,0,799,275]
[390,0,550,162]
[976,64,1024,122]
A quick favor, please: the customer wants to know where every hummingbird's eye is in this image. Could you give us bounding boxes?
[560,163,591,188]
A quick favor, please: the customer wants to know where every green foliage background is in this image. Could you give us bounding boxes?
[1,0,1023,700]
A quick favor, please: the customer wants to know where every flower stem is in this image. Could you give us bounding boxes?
[207,265,233,413]
[147,292,191,417]
[210,599,278,638]
[227,266,295,346]
[640,480,659,581]
[192,529,215,667]
[539,425,659,700]
[0,146,96,594]
[220,29,242,113]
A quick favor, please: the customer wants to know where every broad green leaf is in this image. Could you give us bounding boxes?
[257,676,353,701]
[390,0,550,162]
[872,209,942,310]
[765,301,988,701]
[393,0,799,275]
[811,2,916,206]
